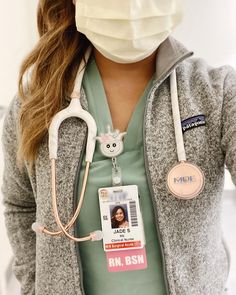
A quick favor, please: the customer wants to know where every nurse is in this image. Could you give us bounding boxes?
[2,0,236,295]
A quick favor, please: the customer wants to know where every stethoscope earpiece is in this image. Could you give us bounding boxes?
[32,222,45,233]
[90,230,103,241]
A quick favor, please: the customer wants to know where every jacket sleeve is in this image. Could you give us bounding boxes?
[221,66,236,187]
[1,96,36,295]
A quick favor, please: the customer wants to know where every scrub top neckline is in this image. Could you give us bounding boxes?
[83,57,155,151]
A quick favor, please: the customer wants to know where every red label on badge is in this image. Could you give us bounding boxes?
[106,247,147,272]
[105,240,141,250]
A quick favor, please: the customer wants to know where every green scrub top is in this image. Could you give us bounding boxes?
[76,57,167,295]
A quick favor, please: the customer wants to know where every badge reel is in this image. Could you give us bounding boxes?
[95,125,126,186]
[96,126,147,272]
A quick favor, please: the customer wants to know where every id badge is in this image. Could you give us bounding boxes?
[98,185,145,252]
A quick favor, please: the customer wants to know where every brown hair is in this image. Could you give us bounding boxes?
[17,0,90,168]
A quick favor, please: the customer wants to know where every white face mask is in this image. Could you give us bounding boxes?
[75,0,183,64]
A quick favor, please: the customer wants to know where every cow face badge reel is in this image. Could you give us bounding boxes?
[96,126,147,273]
[95,125,126,186]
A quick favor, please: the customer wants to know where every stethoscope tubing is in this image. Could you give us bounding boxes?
[170,69,186,162]
[32,47,100,241]
[51,159,92,241]
[32,48,188,242]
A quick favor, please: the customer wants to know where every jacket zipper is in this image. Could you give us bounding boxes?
[142,52,193,295]
[73,126,88,295]
[72,51,193,295]
[142,81,171,295]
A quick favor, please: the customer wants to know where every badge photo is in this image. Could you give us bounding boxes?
[98,185,146,252]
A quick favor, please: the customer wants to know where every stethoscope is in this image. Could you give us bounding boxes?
[32,47,205,242]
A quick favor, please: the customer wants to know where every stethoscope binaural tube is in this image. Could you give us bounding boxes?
[32,47,103,242]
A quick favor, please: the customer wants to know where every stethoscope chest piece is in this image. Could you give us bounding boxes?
[167,161,205,200]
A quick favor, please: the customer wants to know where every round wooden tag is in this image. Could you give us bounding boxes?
[167,161,205,200]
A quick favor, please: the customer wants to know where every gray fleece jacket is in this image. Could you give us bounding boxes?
[2,37,236,295]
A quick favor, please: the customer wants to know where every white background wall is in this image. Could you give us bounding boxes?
[0,2,38,293]
[0,1,37,107]
[175,0,236,68]
[0,1,235,294]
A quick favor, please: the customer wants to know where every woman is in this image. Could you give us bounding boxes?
[111,206,129,229]
[2,0,235,294]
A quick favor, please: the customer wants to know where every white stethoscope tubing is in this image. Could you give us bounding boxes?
[49,47,97,162]
[49,98,97,162]
[32,49,186,243]
[170,69,186,162]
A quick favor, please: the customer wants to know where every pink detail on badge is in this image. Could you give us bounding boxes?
[105,240,141,251]
[106,247,147,272]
